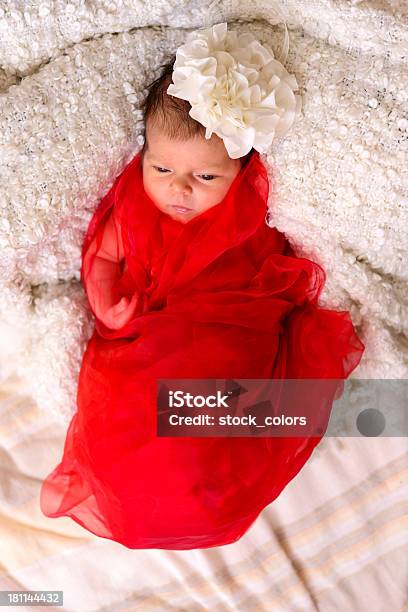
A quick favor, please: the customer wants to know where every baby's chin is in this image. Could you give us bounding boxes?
[165,205,198,223]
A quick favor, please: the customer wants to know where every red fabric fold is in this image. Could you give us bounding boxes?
[40,149,365,549]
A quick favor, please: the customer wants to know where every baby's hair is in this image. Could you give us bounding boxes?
[140,55,206,153]
[139,55,253,166]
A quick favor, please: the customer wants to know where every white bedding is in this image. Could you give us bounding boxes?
[0,1,407,608]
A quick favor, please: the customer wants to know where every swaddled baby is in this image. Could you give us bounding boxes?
[40,51,365,550]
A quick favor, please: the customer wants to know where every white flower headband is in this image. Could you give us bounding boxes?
[166,20,302,159]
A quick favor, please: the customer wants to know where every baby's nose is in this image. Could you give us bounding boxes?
[171,178,192,194]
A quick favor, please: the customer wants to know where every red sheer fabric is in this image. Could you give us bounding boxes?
[40,150,365,549]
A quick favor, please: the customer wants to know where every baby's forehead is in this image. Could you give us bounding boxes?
[146,124,233,160]
[146,141,237,166]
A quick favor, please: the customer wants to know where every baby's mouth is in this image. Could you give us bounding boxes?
[171,204,193,213]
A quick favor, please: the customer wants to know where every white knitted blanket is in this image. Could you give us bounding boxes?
[0,0,407,425]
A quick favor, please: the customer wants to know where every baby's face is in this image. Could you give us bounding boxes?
[142,124,242,223]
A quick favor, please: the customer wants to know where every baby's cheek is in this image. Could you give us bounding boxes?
[143,176,159,203]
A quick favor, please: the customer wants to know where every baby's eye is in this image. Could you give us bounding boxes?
[199,174,216,181]
[153,167,216,181]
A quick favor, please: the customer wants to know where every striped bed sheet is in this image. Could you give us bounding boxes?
[0,369,407,612]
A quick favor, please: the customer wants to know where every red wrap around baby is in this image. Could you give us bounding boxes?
[40,150,365,549]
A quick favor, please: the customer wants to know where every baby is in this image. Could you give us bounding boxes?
[42,28,365,551]
[84,57,252,330]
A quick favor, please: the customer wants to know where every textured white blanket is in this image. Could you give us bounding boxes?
[0,0,407,424]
